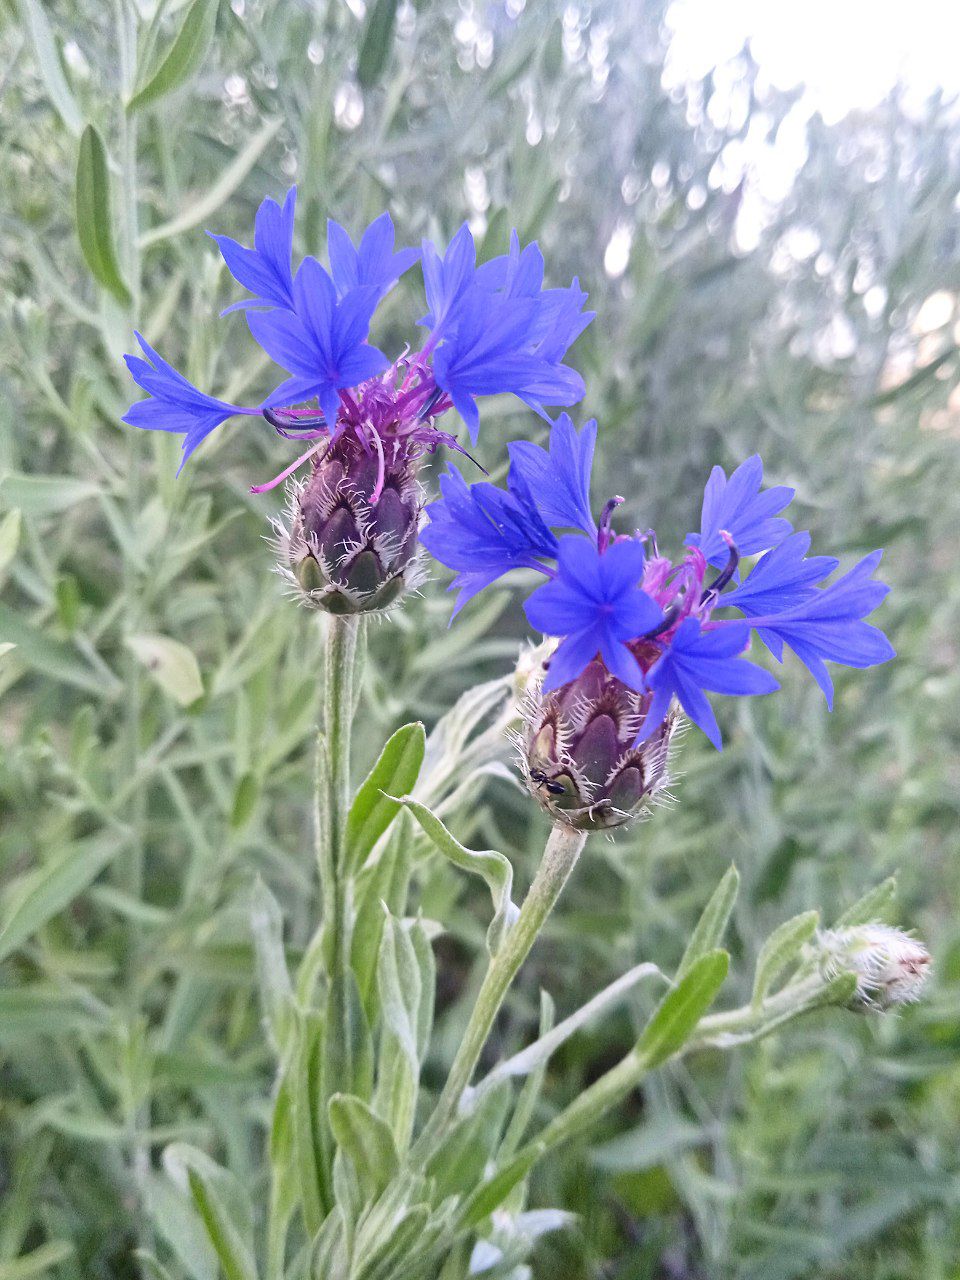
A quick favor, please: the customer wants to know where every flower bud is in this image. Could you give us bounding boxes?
[818,924,931,1010]
[274,435,423,614]
[519,656,678,831]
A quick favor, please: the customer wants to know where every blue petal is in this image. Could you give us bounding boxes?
[686,454,794,568]
[507,415,598,536]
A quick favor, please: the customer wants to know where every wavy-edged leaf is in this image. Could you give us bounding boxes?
[636,950,729,1068]
[128,0,219,113]
[346,722,425,872]
[395,796,517,953]
[75,126,131,306]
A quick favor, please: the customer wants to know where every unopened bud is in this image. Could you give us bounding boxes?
[518,655,678,831]
[818,924,931,1010]
[273,435,423,614]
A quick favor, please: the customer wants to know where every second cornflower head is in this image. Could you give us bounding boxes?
[422,417,895,828]
[122,190,594,614]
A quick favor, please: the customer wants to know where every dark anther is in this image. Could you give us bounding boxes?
[264,405,327,437]
[598,495,625,550]
[705,538,740,595]
[417,386,444,421]
[641,605,679,640]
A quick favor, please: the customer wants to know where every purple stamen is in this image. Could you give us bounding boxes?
[250,438,328,494]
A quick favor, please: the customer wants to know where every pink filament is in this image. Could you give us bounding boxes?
[250,439,328,494]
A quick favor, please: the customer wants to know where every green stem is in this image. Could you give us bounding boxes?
[416,823,587,1156]
[321,614,360,972]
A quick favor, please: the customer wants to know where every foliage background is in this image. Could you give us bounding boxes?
[2,0,960,1276]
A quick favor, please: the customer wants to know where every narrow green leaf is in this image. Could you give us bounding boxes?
[396,796,518,952]
[75,125,132,306]
[345,722,425,872]
[249,877,293,1051]
[328,1094,400,1199]
[0,510,21,585]
[0,836,122,964]
[0,603,118,695]
[0,473,101,514]
[291,1014,327,1238]
[377,910,421,1068]
[127,0,220,113]
[752,910,820,1009]
[425,1080,512,1201]
[139,118,282,248]
[186,1170,257,1280]
[636,950,729,1068]
[17,0,83,135]
[126,633,204,707]
[357,0,400,88]
[0,1242,75,1280]
[322,970,374,1103]
[230,772,259,829]
[458,1145,543,1229]
[675,864,739,980]
[835,876,899,928]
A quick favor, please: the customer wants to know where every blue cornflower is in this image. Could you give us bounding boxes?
[209,187,297,313]
[744,550,895,707]
[686,454,794,568]
[122,333,261,471]
[525,536,662,693]
[425,424,894,753]
[246,257,389,429]
[327,212,420,301]
[507,414,598,536]
[420,463,558,616]
[637,619,779,750]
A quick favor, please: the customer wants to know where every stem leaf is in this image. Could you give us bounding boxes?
[346,722,425,872]
[75,125,132,306]
[835,875,899,928]
[675,863,739,981]
[328,1093,400,1199]
[396,796,518,953]
[185,1170,257,1280]
[127,0,220,114]
[751,909,820,1010]
[125,633,204,707]
[637,949,729,1068]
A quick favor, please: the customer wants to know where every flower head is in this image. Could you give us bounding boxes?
[424,418,894,750]
[818,924,931,1009]
[123,195,592,487]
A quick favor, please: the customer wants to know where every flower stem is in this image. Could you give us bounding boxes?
[416,822,587,1155]
[321,614,360,971]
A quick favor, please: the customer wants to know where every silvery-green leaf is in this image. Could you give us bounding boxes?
[0,835,122,964]
[483,962,664,1090]
[357,0,399,88]
[249,877,293,1052]
[457,1144,544,1229]
[0,473,101,514]
[291,1012,327,1237]
[163,1145,255,1280]
[426,1080,512,1202]
[186,1169,257,1280]
[328,1093,400,1200]
[0,509,21,585]
[17,0,83,135]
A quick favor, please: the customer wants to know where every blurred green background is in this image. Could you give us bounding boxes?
[2,0,960,1276]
